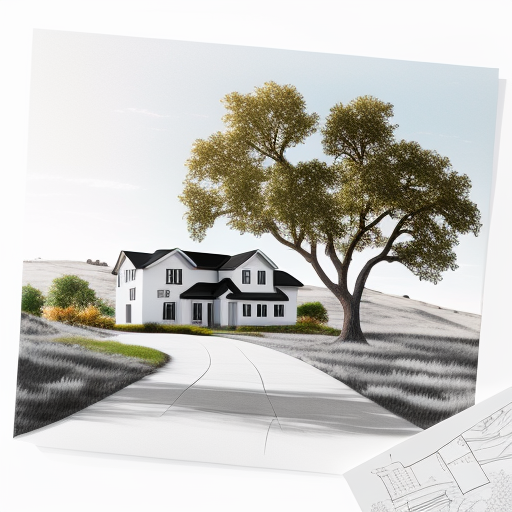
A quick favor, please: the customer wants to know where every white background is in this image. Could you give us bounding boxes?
[1,2,511,511]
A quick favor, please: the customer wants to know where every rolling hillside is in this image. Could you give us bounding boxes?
[20,259,482,428]
[21,259,480,337]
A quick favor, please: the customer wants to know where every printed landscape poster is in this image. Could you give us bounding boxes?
[15,29,500,474]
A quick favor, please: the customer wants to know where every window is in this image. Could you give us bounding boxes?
[274,304,284,317]
[163,302,176,320]
[243,304,252,317]
[257,304,267,317]
[193,303,202,321]
[157,290,164,298]
[242,269,251,284]
[257,271,266,285]
[166,269,182,284]
[129,288,136,301]
[125,269,136,282]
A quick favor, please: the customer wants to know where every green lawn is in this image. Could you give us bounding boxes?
[52,336,169,366]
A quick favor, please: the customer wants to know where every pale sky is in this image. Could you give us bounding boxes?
[24,30,499,314]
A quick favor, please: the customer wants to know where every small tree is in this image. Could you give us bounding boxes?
[45,275,97,309]
[297,302,329,324]
[21,284,45,316]
[95,298,115,318]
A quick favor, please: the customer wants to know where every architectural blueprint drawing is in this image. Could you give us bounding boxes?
[345,388,512,512]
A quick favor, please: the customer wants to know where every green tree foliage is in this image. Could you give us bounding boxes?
[297,302,329,324]
[45,275,97,309]
[21,284,45,316]
[180,82,481,343]
[95,298,115,318]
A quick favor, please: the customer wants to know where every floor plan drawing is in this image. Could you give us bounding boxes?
[345,388,512,512]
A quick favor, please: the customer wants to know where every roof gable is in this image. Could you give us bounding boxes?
[112,251,152,275]
[113,248,284,274]
[219,250,277,270]
[143,249,197,269]
[182,251,231,269]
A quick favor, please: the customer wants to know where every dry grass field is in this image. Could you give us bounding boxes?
[20,261,481,429]
[15,313,169,436]
[237,286,480,428]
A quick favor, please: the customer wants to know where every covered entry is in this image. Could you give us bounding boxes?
[228,302,237,326]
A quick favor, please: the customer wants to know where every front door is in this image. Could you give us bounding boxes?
[228,302,237,327]
[207,303,213,327]
[126,304,132,324]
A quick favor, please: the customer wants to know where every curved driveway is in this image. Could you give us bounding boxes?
[21,334,420,474]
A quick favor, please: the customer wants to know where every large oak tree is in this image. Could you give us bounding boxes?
[180,82,481,343]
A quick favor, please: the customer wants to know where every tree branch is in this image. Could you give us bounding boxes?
[310,241,339,294]
[342,209,393,274]
[268,222,312,261]
[293,228,305,247]
[325,235,344,287]
[351,205,433,300]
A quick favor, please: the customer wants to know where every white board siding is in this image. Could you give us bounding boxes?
[114,251,300,327]
[115,258,143,324]
[219,253,274,293]
[234,301,294,326]
[140,252,217,324]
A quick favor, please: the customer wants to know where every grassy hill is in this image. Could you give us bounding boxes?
[22,259,480,338]
[20,260,482,428]
[298,285,480,339]
[22,260,117,303]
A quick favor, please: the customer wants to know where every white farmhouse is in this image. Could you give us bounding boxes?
[112,248,303,327]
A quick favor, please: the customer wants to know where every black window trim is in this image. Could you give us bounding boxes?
[274,304,284,317]
[125,269,136,282]
[257,270,266,285]
[166,268,183,285]
[163,301,176,320]
[257,304,267,317]
[193,302,203,321]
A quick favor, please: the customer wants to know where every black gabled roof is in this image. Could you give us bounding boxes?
[112,250,170,275]
[225,287,289,302]
[182,251,231,270]
[142,249,174,267]
[274,270,303,287]
[180,278,240,299]
[113,249,301,287]
[218,250,258,270]
[121,251,152,269]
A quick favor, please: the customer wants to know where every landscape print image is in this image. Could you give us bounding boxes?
[16,30,499,473]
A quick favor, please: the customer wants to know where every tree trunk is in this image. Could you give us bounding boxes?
[337,296,367,344]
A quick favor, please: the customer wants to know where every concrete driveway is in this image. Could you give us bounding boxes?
[19,334,420,474]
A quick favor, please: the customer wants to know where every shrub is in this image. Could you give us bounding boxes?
[113,323,213,336]
[45,274,97,309]
[21,284,45,316]
[95,297,115,317]
[297,316,322,326]
[236,323,340,335]
[297,302,329,323]
[42,305,115,329]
